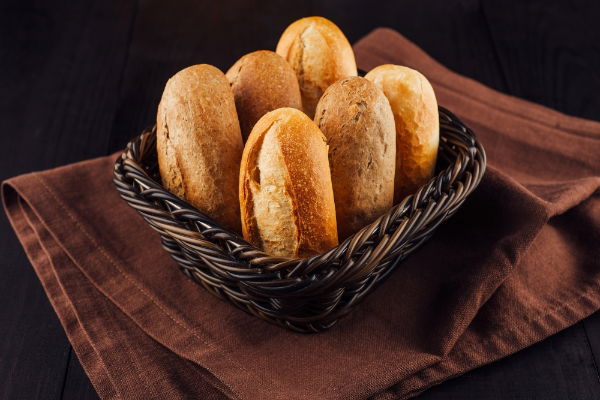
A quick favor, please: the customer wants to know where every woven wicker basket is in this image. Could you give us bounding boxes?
[113,106,486,333]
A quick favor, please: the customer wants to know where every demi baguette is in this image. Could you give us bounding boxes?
[240,107,338,258]
[365,65,439,202]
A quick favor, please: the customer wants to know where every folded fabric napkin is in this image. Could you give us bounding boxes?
[3,28,600,400]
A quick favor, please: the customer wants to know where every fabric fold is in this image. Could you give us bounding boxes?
[3,28,599,400]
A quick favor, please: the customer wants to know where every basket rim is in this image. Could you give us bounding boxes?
[115,106,486,265]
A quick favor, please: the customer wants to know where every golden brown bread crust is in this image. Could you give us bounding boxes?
[315,77,396,239]
[157,64,243,232]
[275,16,357,118]
[240,107,338,258]
[226,50,302,141]
[365,65,439,202]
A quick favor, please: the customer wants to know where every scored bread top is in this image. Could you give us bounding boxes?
[240,107,338,258]
[276,17,357,118]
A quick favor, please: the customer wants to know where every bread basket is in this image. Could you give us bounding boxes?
[113,106,486,333]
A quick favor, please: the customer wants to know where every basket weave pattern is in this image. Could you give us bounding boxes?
[113,106,486,333]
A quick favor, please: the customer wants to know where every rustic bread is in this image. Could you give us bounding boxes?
[157,64,243,232]
[365,65,439,202]
[315,76,396,239]
[276,16,357,118]
[226,50,302,141]
[239,107,338,257]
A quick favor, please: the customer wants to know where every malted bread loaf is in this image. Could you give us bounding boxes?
[156,64,243,232]
[315,76,396,239]
[226,50,302,141]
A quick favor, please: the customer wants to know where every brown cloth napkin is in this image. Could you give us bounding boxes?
[3,28,600,400]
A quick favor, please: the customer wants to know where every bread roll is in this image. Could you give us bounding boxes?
[276,16,357,118]
[157,64,243,232]
[240,108,338,258]
[314,77,396,239]
[365,65,439,202]
[226,50,302,141]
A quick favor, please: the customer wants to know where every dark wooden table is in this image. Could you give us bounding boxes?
[1,1,599,398]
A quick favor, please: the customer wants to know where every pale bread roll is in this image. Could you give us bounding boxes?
[226,50,302,141]
[315,76,396,239]
[240,107,338,258]
[276,16,357,118]
[157,64,243,232]
[365,65,439,202]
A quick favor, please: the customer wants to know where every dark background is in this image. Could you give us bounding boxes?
[1,0,599,398]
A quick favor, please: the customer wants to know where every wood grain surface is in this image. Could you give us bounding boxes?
[1,0,599,399]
